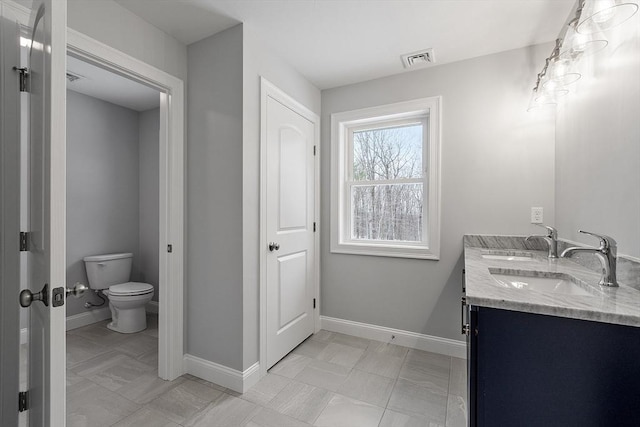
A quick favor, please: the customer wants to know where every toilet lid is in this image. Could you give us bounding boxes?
[108,282,154,296]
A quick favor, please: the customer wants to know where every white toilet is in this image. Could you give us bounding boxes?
[83,252,154,333]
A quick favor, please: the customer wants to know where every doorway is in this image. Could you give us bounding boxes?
[64,53,163,422]
[1,8,183,421]
[259,78,321,375]
[67,28,185,383]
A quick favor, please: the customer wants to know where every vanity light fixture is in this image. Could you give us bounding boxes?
[527,41,570,112]
[576,0,638,34]
[527,0,636,112]
[559,18,608,61]
[543,57,582,87]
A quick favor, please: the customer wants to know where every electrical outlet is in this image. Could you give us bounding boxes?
[531,207,543,224]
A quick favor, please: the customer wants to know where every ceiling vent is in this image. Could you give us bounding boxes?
[66,71,84,83]
[401,49,435,69]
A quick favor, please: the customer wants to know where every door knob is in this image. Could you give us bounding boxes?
[66,282,88,298]
[19,283,49,307]
[268,242,280,252]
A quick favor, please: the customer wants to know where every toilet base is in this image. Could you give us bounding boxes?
[107,319,146,334]
[107,301,148,334]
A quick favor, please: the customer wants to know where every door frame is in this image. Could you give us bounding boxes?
[259,77,320,377]
[67,29,185,380]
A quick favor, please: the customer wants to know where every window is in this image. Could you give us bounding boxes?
[331,97,441,259]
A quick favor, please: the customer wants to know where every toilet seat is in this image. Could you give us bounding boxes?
[108,281,154,296]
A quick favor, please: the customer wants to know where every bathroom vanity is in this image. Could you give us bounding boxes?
[463,236,640,427]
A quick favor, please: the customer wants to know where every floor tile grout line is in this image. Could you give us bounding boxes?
[67,317,160,426]
[444,355,453,427]
[373,346,409,427]
[71,326,462,427]
[308,390,335,426]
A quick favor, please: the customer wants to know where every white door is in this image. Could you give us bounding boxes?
[0,5,22,426]
[265,92,316,369]
[24,0,66,425]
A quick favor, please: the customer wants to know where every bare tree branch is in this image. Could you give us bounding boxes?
[351,124,423,241]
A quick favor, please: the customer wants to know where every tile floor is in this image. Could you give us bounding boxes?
[65,315,467,427]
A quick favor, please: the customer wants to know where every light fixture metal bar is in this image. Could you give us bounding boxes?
[531,0,586,93]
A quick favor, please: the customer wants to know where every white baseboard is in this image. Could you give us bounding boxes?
[321,316,467,359]
[183,354,260,393]
[66,307,112,331]
[65,301,159,331]
[22,309,111,340]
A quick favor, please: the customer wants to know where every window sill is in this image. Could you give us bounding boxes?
[330,242,440,260]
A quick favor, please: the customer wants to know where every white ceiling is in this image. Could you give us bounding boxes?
[66,55,160,111]
[114,0,575,89]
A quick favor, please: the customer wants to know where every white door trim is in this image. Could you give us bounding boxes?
[66,29,185,380]
[259,77,320,378]
[48,1,68,424]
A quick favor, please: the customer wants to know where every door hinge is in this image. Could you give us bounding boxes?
[313,145,316,156]
[313,222,316,232]
[167,244,173,253]
[313,298,316,309]
[13,67,29,92]
[19,232,29,251]
[18,391,28,412]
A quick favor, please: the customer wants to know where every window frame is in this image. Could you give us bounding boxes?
[330,97,441,260]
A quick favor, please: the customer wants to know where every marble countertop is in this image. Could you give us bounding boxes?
[464,235,640,327]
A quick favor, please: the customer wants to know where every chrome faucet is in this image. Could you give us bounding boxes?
[560,230,618,287]
[526,224,558,258]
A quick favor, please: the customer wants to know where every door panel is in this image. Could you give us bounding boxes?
[278,127,307,229]
[26,0,66,425]
[266,96,315,369]
[0,7,22,427]
[28,8,48,425]
[277,251,308,329]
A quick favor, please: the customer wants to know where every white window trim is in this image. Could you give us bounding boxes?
[330,97,442,260]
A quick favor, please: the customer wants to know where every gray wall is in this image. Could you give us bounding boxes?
[186,24,321,371]
[66,91,160,316]
[139,108,160,300]
[320,44,556,341]
[67,0,187,82]
[555,15,640,258]
[66,91,140,315]
[187,25,244,370]
[66,0,186,308]
[241,26,321,369]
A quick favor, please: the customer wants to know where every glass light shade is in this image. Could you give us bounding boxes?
[527,91,554,112]
[535,87,570,103]
[543,58,582,87]
[527,87,569,112]
[577,0,639,34]
[559,23,608,61]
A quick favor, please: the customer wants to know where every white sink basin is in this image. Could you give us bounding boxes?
[481,251,535,262]
[482,254,533,262]
[490,271,593,296]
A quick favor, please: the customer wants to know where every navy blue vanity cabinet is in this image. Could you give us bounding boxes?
[468,306,640,427]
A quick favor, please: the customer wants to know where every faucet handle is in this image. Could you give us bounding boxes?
[578,230,617,251]
[535,224,557,238]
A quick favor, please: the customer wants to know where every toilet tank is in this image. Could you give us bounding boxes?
[83,253,133,290]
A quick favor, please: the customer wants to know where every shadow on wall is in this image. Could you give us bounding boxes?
[424,253,465,339]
